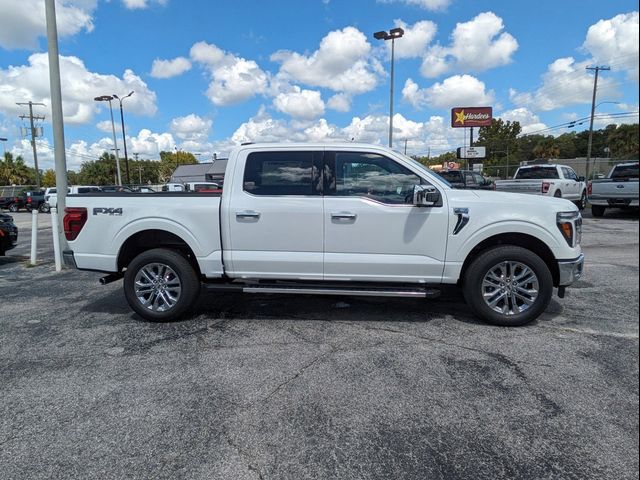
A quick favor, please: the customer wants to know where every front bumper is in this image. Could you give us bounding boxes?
[558,254,584,286]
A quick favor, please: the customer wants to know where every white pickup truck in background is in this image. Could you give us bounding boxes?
[63,143,584,327]
[588,161,639,217]
[494,164,587,209]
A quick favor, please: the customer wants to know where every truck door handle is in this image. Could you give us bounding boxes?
[331,212,357,220]
[236,210,260,219]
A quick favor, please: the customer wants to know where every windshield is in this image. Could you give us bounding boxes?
[398,153,452,187]
[515,166,559,179]
[611,163,639,180]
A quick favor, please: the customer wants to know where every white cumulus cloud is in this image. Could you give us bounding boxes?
[122,0,168,10]
[169,114,212,142]
[421,12,518,77]
[583,11,639,81]
[150,57,192,79]
[403,75,494,110]
[0,53,157,125]
[273,87,325,119]
[271,27,380,95]
[0,0,95,50]
[387,20,437,59]
[189,41,269,106]
[509,57,618,111]
[498,108,547,135]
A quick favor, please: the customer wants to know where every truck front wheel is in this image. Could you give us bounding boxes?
[123,248,201,322]
[463,246,553,326]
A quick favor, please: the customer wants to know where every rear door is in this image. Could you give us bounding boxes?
[225,149,324,280]
[323,150,449,283]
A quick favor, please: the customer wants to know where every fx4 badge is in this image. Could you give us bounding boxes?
[93,207,123,216]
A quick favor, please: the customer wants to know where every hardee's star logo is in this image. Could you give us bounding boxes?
[454,109,466,125]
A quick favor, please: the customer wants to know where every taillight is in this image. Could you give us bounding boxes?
[587,181,592,196]
[64,207,87,241]
[27,196,33,204]
[542,181,551,194]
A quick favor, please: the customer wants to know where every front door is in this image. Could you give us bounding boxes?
[323,151,449,283]
[226,150,324,280]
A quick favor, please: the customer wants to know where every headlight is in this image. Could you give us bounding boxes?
[556,211,581,247]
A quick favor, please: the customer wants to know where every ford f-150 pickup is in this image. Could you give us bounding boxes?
[63,143,584,326]
[495,164,587,209]
[588,161,639,217]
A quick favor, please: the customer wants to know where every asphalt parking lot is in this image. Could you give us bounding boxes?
[1,209,638,479]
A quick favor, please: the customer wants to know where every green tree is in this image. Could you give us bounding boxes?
[533,136,560,159]
[77,152,118,185]
[158,150,197,183]
[476,119,522,173]
[0,152,33,185]
[607,123,639,159]
[42,169,56,187]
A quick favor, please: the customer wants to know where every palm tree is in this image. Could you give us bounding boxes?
[0,152,32,185]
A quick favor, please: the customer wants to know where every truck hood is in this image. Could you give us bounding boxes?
[447,189,578,213]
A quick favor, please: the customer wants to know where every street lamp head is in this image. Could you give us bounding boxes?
[94,95,113,102]
[0,137,7,141]
[389,27,405,38]
[373,31,388,40]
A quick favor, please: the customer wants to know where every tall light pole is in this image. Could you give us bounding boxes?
[0,137,7,159]
[94,95,122,185]
[113,91,134,184]
[374,27,404,148]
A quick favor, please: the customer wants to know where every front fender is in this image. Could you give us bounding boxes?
[449,220,564,262]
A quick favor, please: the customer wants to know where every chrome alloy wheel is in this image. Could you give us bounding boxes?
[134,263,182,312]
[481,261,539,316]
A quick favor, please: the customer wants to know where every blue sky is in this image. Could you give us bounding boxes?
[0,0,638,171]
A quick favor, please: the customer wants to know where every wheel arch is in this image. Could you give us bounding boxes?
[117,229,201,275]
[459,232,560,287]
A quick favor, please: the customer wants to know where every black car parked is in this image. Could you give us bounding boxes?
[0,194,25,212]
[438,170,495,190]
[0,213,18,255]
[22,190,49,213]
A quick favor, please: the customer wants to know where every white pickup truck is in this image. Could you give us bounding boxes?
[495,164,587,209]
[63,143,584,327]
[588,161,639,217]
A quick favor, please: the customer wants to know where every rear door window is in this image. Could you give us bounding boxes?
[243,151,322,196]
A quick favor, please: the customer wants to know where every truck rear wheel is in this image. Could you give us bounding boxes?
[123,248,201,322]
[463,246,553,327]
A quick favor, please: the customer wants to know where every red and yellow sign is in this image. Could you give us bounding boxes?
[451,107,493,128]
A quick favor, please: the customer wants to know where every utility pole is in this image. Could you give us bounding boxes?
[17,101,46,189]
[585,65,610,181]
[373,27,404,148]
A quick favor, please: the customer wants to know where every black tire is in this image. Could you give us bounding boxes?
[553,190,562,198]
[39,203,50,213]
[123,248,201,322]
[575,191,587,210]
[462,245,553,327]
[591,205,606,217]
[8,203,19,212]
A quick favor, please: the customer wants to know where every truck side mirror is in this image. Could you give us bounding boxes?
[578,176,585,182]
[413,185,440,207]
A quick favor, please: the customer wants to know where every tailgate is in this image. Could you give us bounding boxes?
[495,180,542,194]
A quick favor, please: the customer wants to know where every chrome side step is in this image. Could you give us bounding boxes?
[204,282,440,299]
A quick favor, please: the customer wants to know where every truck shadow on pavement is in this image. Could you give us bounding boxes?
[81,285,563,327]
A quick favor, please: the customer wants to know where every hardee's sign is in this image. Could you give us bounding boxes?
[451,107,493,128]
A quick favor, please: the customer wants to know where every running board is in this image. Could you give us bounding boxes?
[204,282,440,299]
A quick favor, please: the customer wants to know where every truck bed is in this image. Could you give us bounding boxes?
[65,192,224,276]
